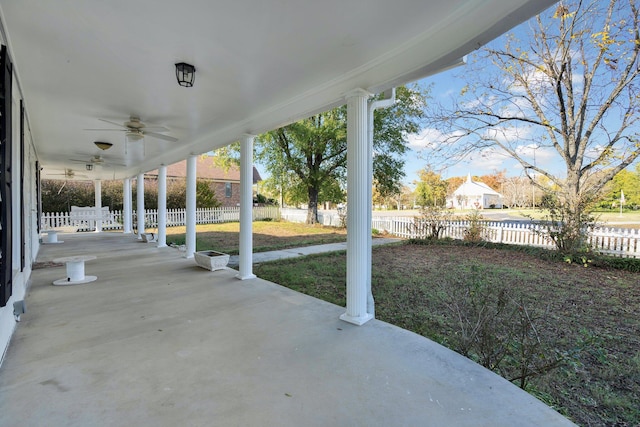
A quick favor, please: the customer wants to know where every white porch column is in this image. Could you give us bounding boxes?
[123,177,132,234]
[136,172,145,239]
[237,134,256,280]
[366,89,395,317]
[185,155,197,258]
[157,165,167,248]
[94,179,102,232]
[340,88,373,326]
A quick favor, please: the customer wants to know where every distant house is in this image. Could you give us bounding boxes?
[447,173,503,209]
[147,157,262,207]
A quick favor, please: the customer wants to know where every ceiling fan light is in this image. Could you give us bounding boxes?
[94,141,113,150]
[126,131,144,143]
[175,62,196,87]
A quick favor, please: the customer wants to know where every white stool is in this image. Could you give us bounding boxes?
[52,255,97,285]
[43,230,63,244]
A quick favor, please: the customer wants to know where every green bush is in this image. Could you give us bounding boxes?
[463,210,485,243]
[42,178,220,212]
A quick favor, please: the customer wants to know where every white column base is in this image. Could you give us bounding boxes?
[340,312,374,326]
[235,273,256,281]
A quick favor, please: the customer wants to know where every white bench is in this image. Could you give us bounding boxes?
[70,206,113,230]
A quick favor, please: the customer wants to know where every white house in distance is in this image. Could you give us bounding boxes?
[448,173,504,209]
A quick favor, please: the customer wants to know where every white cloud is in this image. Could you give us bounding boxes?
[406,128,464,149]
[467,148,509,172]
[515,143,556,165]
[483,126,532,145]
[584,144,605,160]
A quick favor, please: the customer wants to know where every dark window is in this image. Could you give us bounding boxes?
[1,44,13,307]
[225,182,232,198]
[20,100,25,271]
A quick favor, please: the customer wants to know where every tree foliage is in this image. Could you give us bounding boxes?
[427,0,640,252]
[599,164,640,208]
[414,168,448,207]
[256,85,427,223]
[41,178,220,212]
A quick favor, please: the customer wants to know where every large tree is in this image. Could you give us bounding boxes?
[257,85,427,223]
[414,168,448,207]
[428,0,639,251]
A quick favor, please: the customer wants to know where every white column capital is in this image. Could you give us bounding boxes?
[241,133,256,140]
[344,88,372,101]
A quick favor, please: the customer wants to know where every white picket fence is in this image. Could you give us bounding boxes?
[279,208,344,226]
[41,207,639,258]
[371,217,640,259]
[41,206,281,232]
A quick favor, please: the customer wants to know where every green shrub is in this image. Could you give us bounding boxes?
[463,210,486,242]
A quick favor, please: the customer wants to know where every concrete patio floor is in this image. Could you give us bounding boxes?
[0,232,575,426]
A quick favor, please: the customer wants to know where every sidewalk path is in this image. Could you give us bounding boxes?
[228,237,401,266]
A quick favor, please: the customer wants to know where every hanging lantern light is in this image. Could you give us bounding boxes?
[175,62,196,87]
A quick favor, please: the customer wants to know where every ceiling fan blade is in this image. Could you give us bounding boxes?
[142,125,170,131]
[84,128,126,132]
[98,118,127,128]
[100,161,126,167]
[69,159,88,163]
[144,131,178,142]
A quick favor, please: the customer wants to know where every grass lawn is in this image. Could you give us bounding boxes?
[149,220,347,254]
[254,239,640,427]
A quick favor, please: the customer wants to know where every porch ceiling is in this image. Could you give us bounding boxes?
[0,0,555,180]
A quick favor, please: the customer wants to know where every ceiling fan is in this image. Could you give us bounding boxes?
[85,116,178,142]
[49,168,87,179]
[69,155,125,168]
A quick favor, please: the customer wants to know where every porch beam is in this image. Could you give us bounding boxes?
[340,88,373,326]
[157,165,167,248]
[185,155,197,258]
[136,173,145,239]
[237,134,256,280]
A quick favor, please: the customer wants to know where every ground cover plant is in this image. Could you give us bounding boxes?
[157,220,347,254]
[253,240,640,427]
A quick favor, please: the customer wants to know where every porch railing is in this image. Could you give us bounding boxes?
[41,206,281,232]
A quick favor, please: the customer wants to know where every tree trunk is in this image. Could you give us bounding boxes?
[306,186,319,224]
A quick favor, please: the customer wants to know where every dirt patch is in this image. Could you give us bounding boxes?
[32,261,64,270]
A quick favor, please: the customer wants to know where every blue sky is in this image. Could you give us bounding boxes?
[400,67,556,187]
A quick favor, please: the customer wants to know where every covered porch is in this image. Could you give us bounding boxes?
[0,231,573,426]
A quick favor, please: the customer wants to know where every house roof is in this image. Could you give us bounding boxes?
[452,173,503,197]
[148,157,262,184]
[0,0,556,181]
